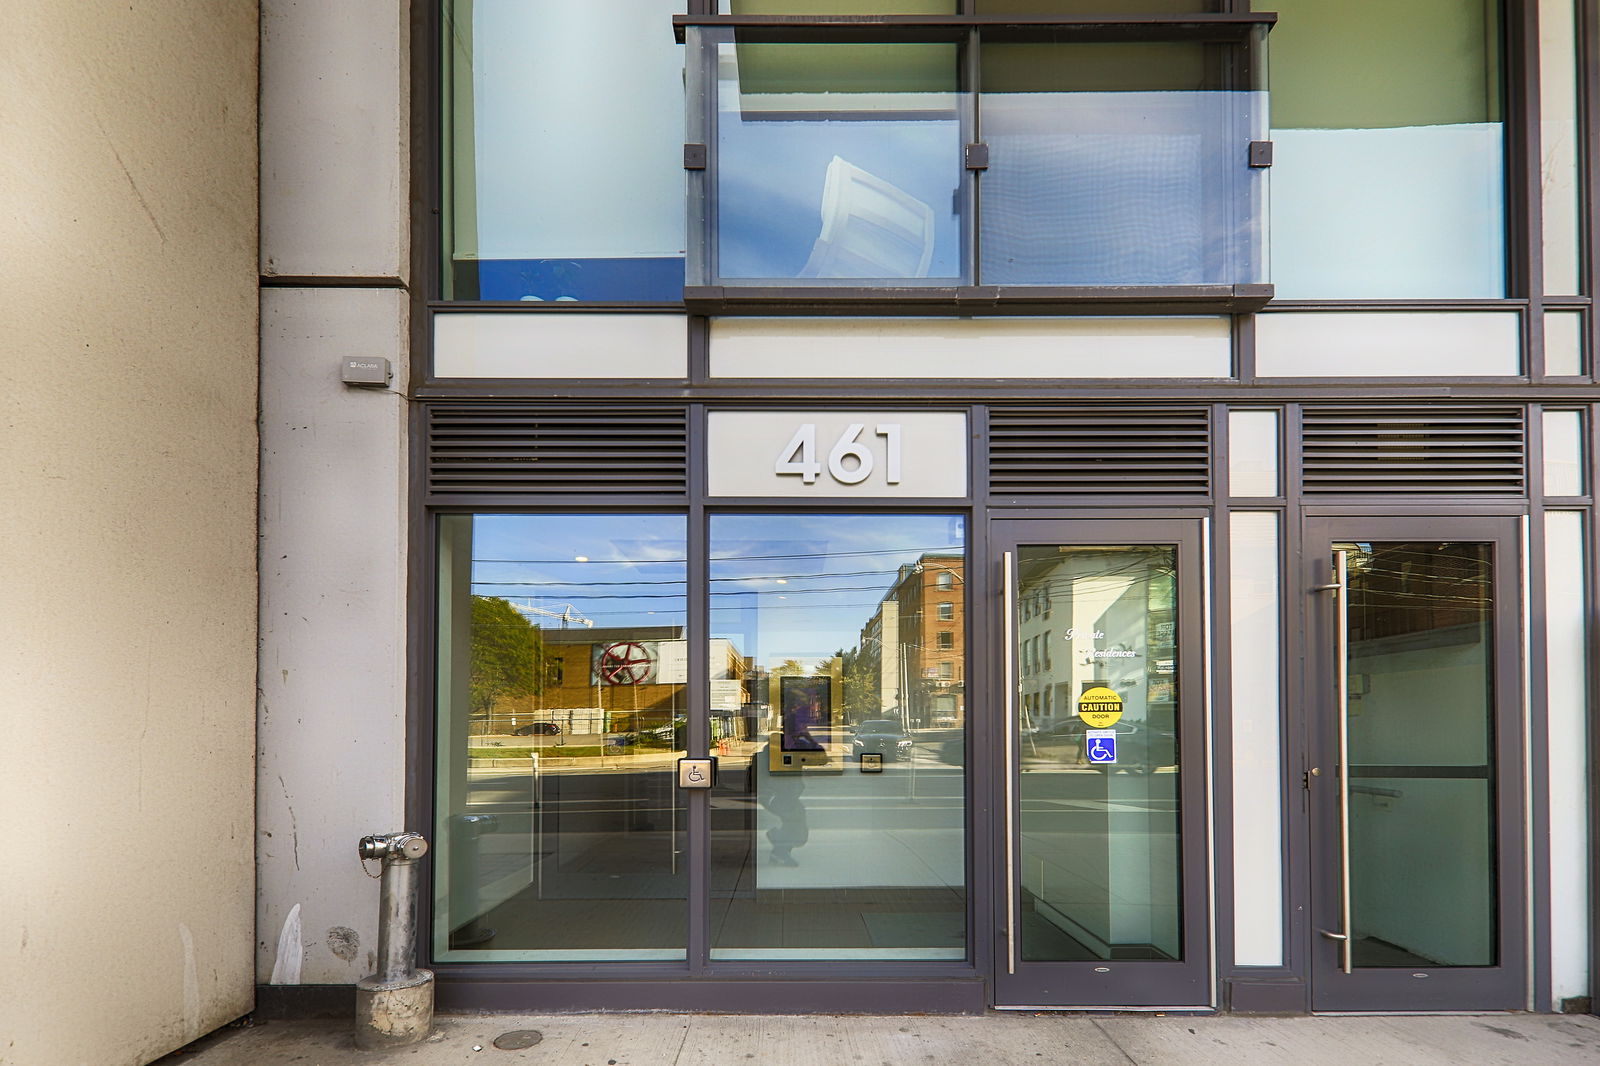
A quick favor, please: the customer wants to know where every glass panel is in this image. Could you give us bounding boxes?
[708,514,967,960]
[434,515,688,961]
[1542,409,1585,498]
[1545,311,1585,376]
[441,1,686,301]
[1540,0,1582,295]
[979,39,1266,285]
[1230,515,1283,966]
[1270,1,1506,298]
[1228,409,1280,497]
[1338,542,1496,967]
[1016,545,1182,962]
[709,33,966,285]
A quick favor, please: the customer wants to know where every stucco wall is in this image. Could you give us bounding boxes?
[0,4,260,1064]
[256,0,412,987]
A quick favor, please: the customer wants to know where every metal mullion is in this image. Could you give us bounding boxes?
[965,26,981,288]
[686,403,710,975]
[1526,403,1554,1008]
[1515,0,1550,379]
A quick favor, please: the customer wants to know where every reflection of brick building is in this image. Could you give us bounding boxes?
[491,626,745,734]
[861,554,965,728]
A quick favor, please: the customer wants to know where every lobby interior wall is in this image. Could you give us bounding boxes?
[256,0,412,988]
[0,3,260,1064]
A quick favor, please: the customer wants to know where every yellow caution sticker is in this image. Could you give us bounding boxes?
[1077,686,1124,729]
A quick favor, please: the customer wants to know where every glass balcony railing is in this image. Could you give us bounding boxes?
[681,15,1272,313]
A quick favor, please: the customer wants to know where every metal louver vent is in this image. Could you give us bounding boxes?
[988,406,1211,497]
[1301,405,1525,495]
[427,404,688,502]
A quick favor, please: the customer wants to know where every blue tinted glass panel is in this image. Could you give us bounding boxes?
[711,40,967,285]
[978,42,1266,287]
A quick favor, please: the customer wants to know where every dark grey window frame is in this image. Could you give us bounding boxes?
[406,0,1600,1016]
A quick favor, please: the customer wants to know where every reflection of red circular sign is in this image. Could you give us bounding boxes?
[599,642,653,685]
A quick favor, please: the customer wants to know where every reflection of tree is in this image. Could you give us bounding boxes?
[837,645,878,723]
[470,595,545,719]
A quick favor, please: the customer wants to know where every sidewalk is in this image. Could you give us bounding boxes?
[167,1011,1600,1066]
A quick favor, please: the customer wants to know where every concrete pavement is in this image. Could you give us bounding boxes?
[165,1011,1600,1065]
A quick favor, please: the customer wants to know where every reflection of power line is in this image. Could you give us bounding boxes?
[473,564,940,589]
[476,544,963,565]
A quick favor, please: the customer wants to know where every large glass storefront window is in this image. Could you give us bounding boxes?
[707,514,968,959]
[434,515,689,961]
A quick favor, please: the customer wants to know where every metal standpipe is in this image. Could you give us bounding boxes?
[354,831,434,1050]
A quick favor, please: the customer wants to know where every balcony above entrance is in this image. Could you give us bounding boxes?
[678,12,1274,315]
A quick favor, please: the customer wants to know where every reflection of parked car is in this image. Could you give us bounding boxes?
[1022,718,1177,772]
[512,722,561,736]
[850,719,914,762]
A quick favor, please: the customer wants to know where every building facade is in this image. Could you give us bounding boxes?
[257,0,1598,1028]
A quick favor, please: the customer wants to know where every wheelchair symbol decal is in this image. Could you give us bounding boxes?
[1086,729,1118,765]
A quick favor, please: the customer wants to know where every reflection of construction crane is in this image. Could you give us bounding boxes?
[510,601,594,629]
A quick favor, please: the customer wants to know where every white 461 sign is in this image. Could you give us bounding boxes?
[775,423,902,485]
[706,410,966,497]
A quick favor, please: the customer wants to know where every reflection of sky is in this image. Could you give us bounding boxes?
[470,515,689,627]
[467,514,966,664]
[710,514,964,665]
[718,108,961,280]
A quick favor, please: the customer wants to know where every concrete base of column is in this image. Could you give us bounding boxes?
[354,969,435,1049]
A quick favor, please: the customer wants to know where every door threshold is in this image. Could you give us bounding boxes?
[993,1004,1215,1013]
[1311,1010,1526,1017]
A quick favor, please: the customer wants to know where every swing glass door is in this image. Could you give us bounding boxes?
[1305,517,1525,1011]
[993,519,1209,1007]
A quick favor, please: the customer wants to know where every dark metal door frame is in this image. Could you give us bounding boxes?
[1301,515,1528,1012]
[989,516,1212,1008]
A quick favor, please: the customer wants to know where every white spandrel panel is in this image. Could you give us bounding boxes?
[708,411,968,497]
[1229,512,1284,967]
[1255,312,1520,377]
[433,314,688,378]
[1228,410,1280,497]
[1543,410,1585,498]
[710,317,1232,378]
[1545,512,1590,1004]
[1545,311,1585,377]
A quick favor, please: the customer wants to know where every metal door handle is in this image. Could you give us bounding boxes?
[1331,550,1353,974]
[1319,930,1349,942]
[1002,550,1017,975]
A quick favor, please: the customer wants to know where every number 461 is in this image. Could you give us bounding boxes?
[775,423,902,485]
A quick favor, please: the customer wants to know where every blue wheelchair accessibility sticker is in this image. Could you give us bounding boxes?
[1085,729,1118,765]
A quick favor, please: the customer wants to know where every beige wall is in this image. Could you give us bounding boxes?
[0,4,260,1064]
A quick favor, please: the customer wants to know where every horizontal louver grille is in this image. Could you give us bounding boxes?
[1301,406,1525,495]
[427,404,688,501]
[988,405,1211,497]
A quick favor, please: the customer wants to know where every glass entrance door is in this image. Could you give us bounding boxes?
[992,520,1209,1007]
[1305,518,1525,1011]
